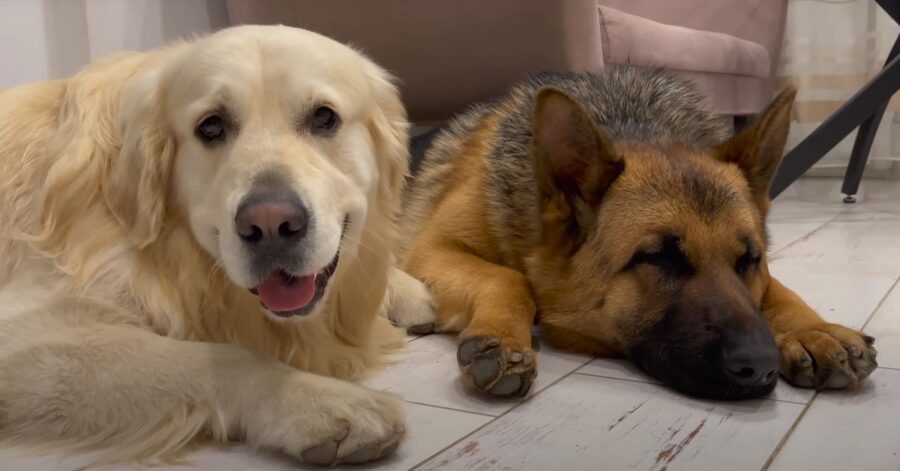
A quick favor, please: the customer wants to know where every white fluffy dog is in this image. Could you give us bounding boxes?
[0,25,433,466]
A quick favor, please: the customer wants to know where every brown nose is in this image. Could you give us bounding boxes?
[235,199,308,245]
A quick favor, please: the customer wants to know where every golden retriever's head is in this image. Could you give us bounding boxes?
[110,25,408,321]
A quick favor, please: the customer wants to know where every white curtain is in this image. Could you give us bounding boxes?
[0,0,228,88]
[779,0,900,179]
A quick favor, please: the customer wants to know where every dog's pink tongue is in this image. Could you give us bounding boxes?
[257,272,316,312]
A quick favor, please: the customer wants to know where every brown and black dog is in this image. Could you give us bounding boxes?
[398,67,877,400]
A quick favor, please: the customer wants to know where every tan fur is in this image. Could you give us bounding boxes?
[402,74,876,398]
[0,25,427,466]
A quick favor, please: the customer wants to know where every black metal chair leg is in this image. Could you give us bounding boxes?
[841,34,900,202]
[769,39,900,199]
[841,105,888,203]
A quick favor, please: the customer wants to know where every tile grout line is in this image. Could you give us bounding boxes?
[403,400,498,418]
[759,391,818,471]
[761,245,900,470]
[405,204,868,470]
[769,210,843,257]
[860,273,900,332]
[407,355,595,471]
[572,371,657,385]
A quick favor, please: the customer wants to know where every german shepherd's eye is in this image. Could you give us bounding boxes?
[310,106,341,135]
[626,236,694,277]
[735,246,762,276]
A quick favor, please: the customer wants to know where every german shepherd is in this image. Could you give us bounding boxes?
[398,67,877,400]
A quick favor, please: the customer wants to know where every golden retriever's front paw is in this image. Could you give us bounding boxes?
[386,268,437,334]
[300,423,403,466]
[269,380,406,466]
[777,323,877,390]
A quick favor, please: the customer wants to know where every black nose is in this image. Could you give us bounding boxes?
[721,324,779,387]
[235,197,308,248]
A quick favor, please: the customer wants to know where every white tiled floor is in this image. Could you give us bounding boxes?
[4,188,900,471]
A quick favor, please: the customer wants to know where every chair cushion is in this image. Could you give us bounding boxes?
[598,6,770,79]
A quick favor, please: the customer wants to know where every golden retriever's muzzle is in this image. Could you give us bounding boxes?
[234,174,341,317]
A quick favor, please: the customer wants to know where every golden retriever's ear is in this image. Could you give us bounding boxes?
[364,62,410,217]
[104,69,176,248]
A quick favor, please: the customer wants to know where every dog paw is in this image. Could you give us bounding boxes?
[457,336,536,396]
[263,377,406,465]
[385,268,437,334]
[777,322,877,390]
[300,424,403,466]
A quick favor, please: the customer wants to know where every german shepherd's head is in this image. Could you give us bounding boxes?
[528,86,796,400]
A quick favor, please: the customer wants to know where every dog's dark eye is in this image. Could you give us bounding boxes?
[625,236,694,278]
[310,106,340,134]
[735,249,762,276]
[196,115,225,143]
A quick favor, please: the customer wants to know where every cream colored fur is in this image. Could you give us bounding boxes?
[0,25,428,466]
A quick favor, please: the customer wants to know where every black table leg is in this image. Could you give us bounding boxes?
[841,34,900,203]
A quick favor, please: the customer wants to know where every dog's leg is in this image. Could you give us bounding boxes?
[0,320,404,465]
[762,276,877,389]
[383,266,438,334]
[405,243,537,397]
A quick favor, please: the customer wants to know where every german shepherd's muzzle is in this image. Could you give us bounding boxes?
[399,67,877,401]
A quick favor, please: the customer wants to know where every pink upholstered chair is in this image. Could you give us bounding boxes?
[225,0,787,126]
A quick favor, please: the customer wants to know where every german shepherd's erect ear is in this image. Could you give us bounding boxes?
[532,87,624,254]
[715,87,797,214]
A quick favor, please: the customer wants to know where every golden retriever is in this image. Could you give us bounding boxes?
[0,25,434,466]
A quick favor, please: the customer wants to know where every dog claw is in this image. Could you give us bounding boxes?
[798,351,813,369]
[407,322,435,335]
[301,441,339,465]
[343,445,381,464]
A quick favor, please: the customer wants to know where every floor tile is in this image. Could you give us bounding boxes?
[766,200,845,224]
[577,358,814,405]
[418,374,804,471]
[360,402,493,471]
[0,402,491,471]
[769,218,900,276]
[768,368,900,471]
[767,263,897,330]
[0,445,299,471]
[767,221,826,253]
[859,281,900,369]
[576,357,650,382]
[367,334,592,416]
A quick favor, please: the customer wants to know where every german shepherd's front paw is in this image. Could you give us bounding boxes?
[777,323,877,390]
[457,336,536,397]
